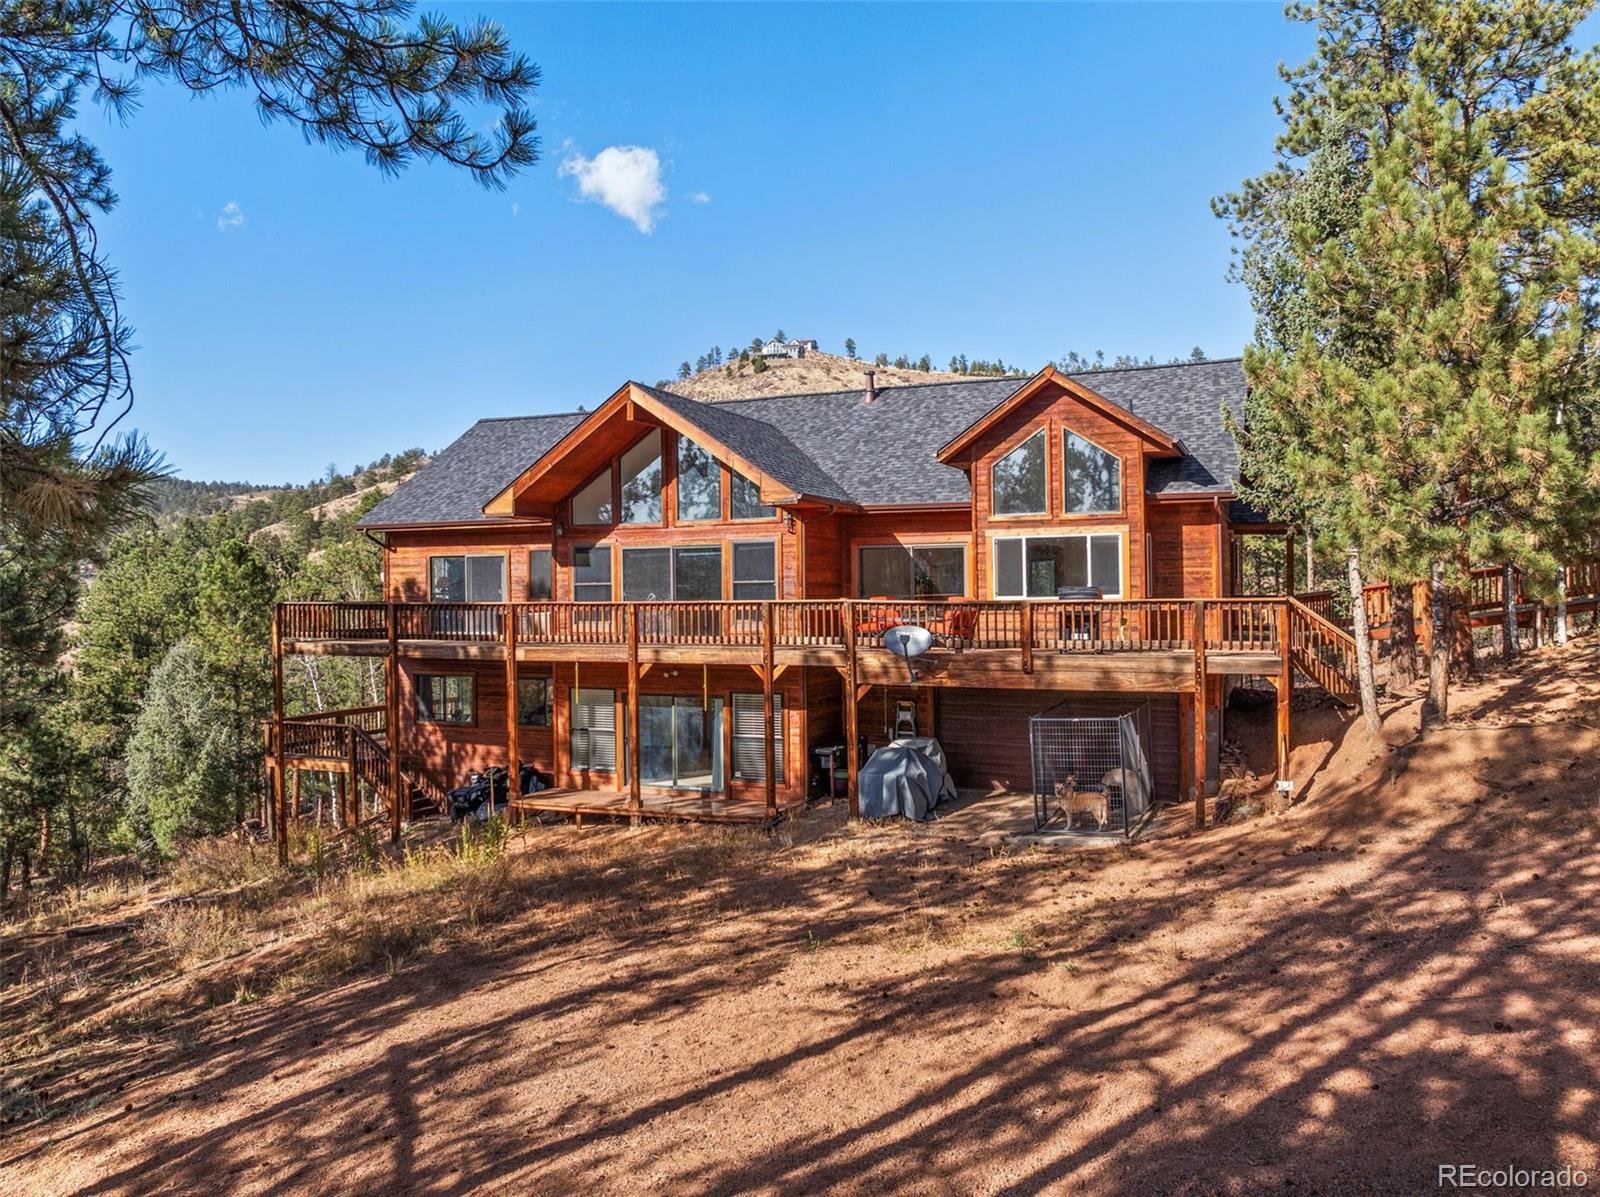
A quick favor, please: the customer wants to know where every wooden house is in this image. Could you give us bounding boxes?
[268,360,1366,842]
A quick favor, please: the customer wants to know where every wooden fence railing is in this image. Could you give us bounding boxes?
[1286,598,1359,704]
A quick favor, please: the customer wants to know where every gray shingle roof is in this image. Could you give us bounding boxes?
[358,412,586,527]
[359,359,1247,526]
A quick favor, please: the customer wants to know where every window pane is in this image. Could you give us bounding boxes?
[573,544,612,602]
[1063,431,1122,514]
[572,468,613,525]
[674,546,723,600]
[622,547,672,600]
[620,434,663,524]
[859,546,913,597]
[995,539,1024,597]
[732,541,776,600]
[731,693,784,782]
[991,431,1047,515]
[570,688,616,772]
[517,677,552,727]
[1089,534,1123,595]
[429,556,465,602]
[1021,537,1089,597]
[731,471,775,520]
[466,555,505,602]
[912,546,966,596]
[676,437,721,521]
[528,549,553,600]
[417,674,474,725]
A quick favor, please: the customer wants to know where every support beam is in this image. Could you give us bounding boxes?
[271,605,287,865]
[1020,602,1034,674]
[1285,529,1297,596]
[344,728,357,830]
[762,602,777,821]
[1276,640,1293,790]
[844,600,860,818]
[627,606,641,822]
[1192,598,1208,829]
[504,604,520,812]
[386,602,402,844]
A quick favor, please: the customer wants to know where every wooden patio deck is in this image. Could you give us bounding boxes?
[508,787,805,826]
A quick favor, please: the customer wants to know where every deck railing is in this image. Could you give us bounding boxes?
[277,598,1314,657]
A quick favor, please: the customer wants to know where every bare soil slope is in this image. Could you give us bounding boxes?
[4,641,1598,1195]
[669,350,984,402]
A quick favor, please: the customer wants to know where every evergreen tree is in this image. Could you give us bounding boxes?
[196,535,274,825]
[917,355,932,372]
[844,337,857,360]
[1217,0,1600,730]
[678,361,692,380]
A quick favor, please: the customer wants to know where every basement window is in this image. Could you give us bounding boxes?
[731,692,784,783]
[416,674,475,725]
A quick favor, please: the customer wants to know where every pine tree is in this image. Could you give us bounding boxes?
[678,361,692,380]
[917,355,932,372]
[1218,0,1600,731]
[844,338,857,360]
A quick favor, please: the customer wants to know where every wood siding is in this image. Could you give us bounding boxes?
[935,688,1180,801]
[1147,501,1224,598]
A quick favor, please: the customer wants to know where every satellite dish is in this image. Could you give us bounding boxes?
[883,624,933,681]
[882,625,933,657]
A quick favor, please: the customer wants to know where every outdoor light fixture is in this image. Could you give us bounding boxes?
[554,518,565,537]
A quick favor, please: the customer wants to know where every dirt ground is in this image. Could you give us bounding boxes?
[3,640,1598,1195]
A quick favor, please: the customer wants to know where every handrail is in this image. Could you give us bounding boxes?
[1286,596,1359,703]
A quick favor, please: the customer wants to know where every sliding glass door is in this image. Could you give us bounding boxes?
[638,695,724,792]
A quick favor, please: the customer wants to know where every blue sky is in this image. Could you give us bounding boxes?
[82,2,1317,484]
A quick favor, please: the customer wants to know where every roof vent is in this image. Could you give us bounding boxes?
[864,369,877,404]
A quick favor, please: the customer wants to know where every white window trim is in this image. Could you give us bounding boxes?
[989,429,1049,518]
[990,531,1126,600]
[854,542,969,598]
[1061,428,1124,517]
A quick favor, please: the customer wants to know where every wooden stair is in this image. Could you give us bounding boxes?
[1286,598,1360,706]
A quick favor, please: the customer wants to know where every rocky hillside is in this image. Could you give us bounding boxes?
[667,350,992,402]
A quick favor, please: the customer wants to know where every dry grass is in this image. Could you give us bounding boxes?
[667,350,977,402]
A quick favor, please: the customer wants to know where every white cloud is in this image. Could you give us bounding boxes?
[690,191,711,204]
[511,201,521,218]
[216,201,246,232]
[559,145,666,233]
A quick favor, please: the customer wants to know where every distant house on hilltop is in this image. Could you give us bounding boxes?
[759,337,818,360]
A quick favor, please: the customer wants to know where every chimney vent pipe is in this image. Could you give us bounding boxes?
[864,369,877,404]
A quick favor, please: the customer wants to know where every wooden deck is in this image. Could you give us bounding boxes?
[508,787,805,826]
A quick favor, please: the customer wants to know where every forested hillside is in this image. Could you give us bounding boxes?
[1,452,424,890]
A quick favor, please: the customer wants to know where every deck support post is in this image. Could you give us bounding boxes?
[386,602,402,844]
[1285,529,1297,596]
[762,602,777,822]
[504,603,520,816]
[1276,626,1292,791]
[844,601,860,818]
[1020,602,1034,674]
[344,728,357,830]
[627,606,641,824]
[1192,599,1208,829]
[271,604,287,865]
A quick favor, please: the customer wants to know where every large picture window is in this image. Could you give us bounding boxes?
[993,533,1123,598]
[416,674,475,725]
[428,555,505,603]
[732,541,777,600]
[622,545,724,600]
[571,467,613,525]
[857,544,966,598]
[516,676,552,727]
[731,693,784,783]
[572,544,613,602]
[730,470,775,520]
[570,687,617,773]
[676,436,722,522]
[619,433,663,524]
[1063,431,1122,514]
[990,430,1047,516]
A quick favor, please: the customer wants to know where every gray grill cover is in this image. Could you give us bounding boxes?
[857,737,957,821]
